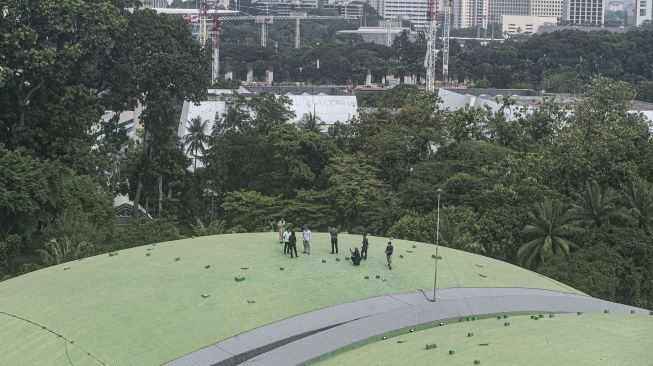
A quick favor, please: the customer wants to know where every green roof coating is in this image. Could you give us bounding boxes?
[0,233,582,366]
[309,313,653,366]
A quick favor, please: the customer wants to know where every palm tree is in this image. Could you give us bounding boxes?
[184,116,209,170]
[517,200,576,268]
[620,179,653,234]
[569,181,624,227]
[192,218,226,237]
[37,238,95,266]
[297,112,323,132]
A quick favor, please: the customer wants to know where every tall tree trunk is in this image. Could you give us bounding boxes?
[158,174,163,216]
[133,177,143,217]
[194,146,198,171]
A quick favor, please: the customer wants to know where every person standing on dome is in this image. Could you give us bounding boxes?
[277,218,285,243]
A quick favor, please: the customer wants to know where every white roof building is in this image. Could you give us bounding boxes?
[177,87,358,169]
[438,88,653,123]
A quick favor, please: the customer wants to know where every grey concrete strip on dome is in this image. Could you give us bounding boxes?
[241,288,649,366]
[164,288,649,366]
[164,292,416,366]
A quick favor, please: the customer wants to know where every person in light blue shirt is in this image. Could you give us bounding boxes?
[302,226,312,255]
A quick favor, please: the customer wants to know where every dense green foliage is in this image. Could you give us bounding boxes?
[217,28,653,101]
[191,78,651,310]
[0,1,210,279]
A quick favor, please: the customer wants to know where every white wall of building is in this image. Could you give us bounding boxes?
[489,0,530,23]
[634,0,652,25]
[383,0,429,28]
[564,0,605,24]
[453,0,489,29]
[529,0,564,17]
[177,92,358,169]
[502,14,557,35]
[368,0,386,14]
[286,95,358,126]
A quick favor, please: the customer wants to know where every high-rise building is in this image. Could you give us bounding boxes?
[143,0,168,7]
[324,2,365,17]
[634,0,652,25]
[383,0,429,28]
[530,0,563,17]
[489,0,529,23]
[368,0,386,15]
[564,0,604,24]
[452,0,489,28]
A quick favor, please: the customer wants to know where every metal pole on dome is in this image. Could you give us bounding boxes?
[433,188,441,302]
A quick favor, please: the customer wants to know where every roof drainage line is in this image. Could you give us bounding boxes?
[531,270,580,295]
[0,311,106,366]
[388,293,420,307]
[460,253,506,316]
[214,344,236,357]
[443,256,476,316]
[210,320,358,366]
[166,319,356,366]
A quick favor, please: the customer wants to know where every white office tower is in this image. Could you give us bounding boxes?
[452,0,489,28]
[383,0,430,28]
[529,0,564,17]
[634,0,652,25]
[564,0,605,24]
[368,0,386,14]
[488,0,530,23]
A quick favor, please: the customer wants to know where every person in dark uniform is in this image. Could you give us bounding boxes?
[329,226,339,254]
[289,230,298,258]
[350,247,362,266]
[385,241,393,270]
[361,234,369,260]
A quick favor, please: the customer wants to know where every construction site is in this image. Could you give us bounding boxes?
[146,0,457,90]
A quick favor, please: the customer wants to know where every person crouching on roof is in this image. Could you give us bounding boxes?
[350,247,362,266]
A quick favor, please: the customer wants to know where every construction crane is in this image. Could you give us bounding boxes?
[424,0,437,93]
[210,12,221,82]
[194,1,355,80]
[198,0,209,45]
[218,15,357,48]
[442,0,451,83]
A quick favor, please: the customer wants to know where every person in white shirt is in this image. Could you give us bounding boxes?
[283,229,291,255]
[302,227,312,255]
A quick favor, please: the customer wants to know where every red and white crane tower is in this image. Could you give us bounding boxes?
[210,12,222,82]
[424,0,438,93]
[197,0,221,82]
[442,0,451,83]
[198,0,209,45]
